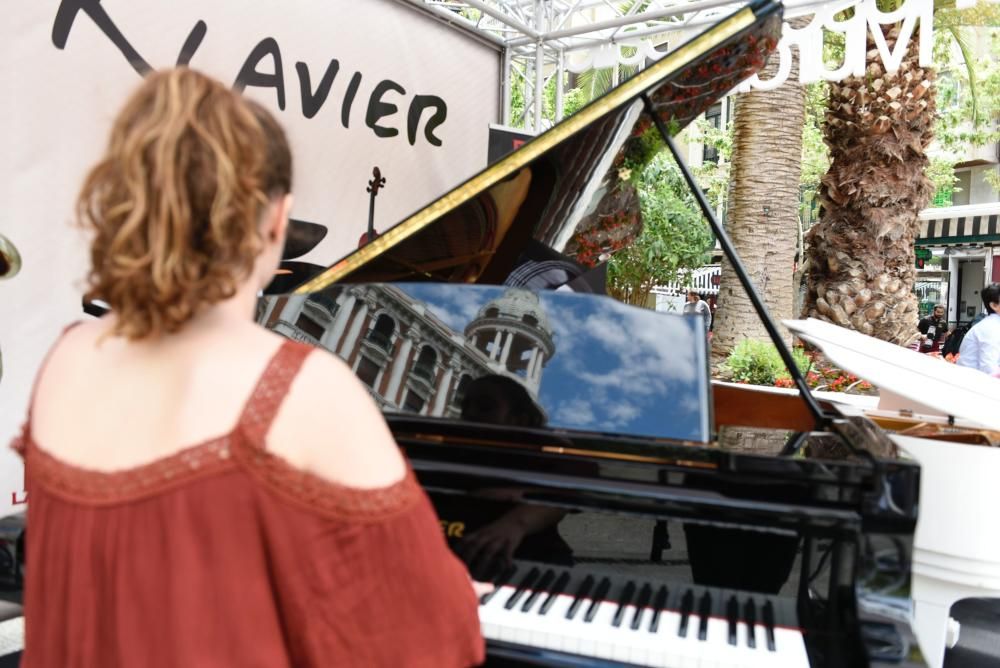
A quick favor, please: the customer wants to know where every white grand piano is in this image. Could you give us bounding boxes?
[786,318,1000,668]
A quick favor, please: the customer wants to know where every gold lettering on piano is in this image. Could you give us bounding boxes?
[439,520,465,538]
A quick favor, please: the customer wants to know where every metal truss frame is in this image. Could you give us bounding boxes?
[399,0,856,132]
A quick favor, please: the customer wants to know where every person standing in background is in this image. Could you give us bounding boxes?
[958,284,1000,375]
[917,304,949,354]
[683,290,712,333]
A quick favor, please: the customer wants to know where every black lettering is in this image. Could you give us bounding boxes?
[52,0,151,75]
[407,95,447,147]
[176,20,207,66]
[295,60,339,119]
[233,37,285,110]
[365,80,406,138]
[341,72,362,128]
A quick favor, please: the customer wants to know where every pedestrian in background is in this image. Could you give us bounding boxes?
[917,304,949,354]
[958,284,1000,375]
[683,290,712,334]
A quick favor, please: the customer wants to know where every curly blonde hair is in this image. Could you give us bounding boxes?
[78,68,292,340]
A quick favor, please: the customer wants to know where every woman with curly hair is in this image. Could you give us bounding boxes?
[12,68,484,667]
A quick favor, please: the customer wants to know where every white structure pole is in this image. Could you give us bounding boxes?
[948,260,960,325]
[533,0,544,132]
[500,332,514,365]
[491,331,503,360]
[324,293,356,351]
[338,302,369,356]
[555,49,564,122]
[502,47,512,126]
[431,364,455,416]
[387,335,415,406]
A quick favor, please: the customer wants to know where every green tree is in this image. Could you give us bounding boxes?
[930,20,1000,200]
[710,16,810,360]
[607,152,714,306]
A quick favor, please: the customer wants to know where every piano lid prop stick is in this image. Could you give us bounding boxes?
[642,94,829,431]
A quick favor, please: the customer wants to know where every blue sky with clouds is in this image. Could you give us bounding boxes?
[399,284,710,442]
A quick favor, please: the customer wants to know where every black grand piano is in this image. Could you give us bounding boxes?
[257,2,926,665]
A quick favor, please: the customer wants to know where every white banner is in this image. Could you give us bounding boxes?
[0,0,500,515]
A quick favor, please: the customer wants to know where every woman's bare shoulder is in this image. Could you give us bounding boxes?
[267,346,407,489]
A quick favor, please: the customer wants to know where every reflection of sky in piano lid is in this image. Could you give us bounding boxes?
[398,284,709,442]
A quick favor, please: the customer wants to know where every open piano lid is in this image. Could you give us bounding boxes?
[292,0,782,293]
[786,317,1000,431]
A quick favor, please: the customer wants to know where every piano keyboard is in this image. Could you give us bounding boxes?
[478,561,810,667]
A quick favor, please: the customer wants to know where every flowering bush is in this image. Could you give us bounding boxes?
[723,340,810,386]
[792,349,875,394]
[721,340,876,394]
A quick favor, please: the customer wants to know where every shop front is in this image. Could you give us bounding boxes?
[916,203,1000,327]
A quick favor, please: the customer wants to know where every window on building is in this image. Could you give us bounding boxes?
[953,170,971,206]
[367,314,395,351]
[413,346,438,382]
[452,375,472,407]
[356,356,380,388]
[295,312,325,340]
[703,102,722,164]
[485,307,499,318]
[403,390,425,413]
[522,314,538,327]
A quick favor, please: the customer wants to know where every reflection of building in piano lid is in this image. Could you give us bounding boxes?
[262,286,554,419]
[464,289,555,395]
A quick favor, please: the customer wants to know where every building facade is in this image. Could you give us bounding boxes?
[261,285,555,418]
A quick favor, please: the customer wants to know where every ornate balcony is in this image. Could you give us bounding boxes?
[411,362,436,383]
[366,329,393,352]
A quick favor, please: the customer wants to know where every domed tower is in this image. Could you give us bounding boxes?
[464,289,556,394]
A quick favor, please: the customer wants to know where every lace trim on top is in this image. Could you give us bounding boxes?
[15,338,421,520]
[234,443,421,522]
[21,434,238,505]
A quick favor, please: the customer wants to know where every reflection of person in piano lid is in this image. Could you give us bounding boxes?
[460,374,545,428]
[445,374,573,580]
[14,68,484,667]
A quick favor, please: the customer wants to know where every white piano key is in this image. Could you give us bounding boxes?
[587,601,619,660]
[540,594,578,654]
[774,627,810,668]
[480,577,809,668]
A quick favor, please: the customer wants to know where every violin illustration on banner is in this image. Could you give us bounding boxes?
[360,166,386,248]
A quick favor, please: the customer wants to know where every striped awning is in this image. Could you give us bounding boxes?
[917,203,1000,247]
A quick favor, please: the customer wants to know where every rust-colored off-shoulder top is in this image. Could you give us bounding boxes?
[11,336,484,668]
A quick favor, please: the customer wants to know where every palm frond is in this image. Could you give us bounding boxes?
[947,25,980,125]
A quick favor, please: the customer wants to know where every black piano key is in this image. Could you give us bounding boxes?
[744,599,757,649]
[763,600,777,651]
[611,581,636,628]
[479,563,517,605]
[630,583,653,630]
[566,575,595,620]
[539,571,571,615]
[649,586,668,633]
[697,591,712,641]
[504,567,540,610]
[678,590,694,638]
[726,596,739,646]
[521,570,556,612]
[584,577,611,623]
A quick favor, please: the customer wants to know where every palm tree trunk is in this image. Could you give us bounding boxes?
[711,18,808,363]
[802,27,936,344]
